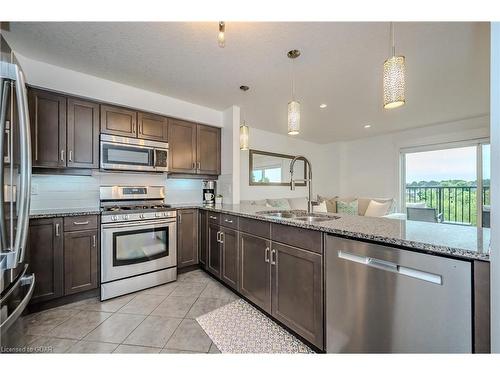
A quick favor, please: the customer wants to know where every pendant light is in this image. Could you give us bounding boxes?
[383,22,406,109]
[218,22,226,48]
[287,49,301,135]
[239,85,250,151]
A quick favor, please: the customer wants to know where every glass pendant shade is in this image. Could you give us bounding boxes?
[240,124,249,150]
[287,100,300,135]
[383,55,406,109]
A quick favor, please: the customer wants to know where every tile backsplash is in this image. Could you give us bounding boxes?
[30,172,205,212]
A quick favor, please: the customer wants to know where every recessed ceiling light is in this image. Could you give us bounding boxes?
[319,104,327,109]
[364,124,372,129]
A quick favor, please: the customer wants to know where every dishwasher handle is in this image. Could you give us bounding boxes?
[337,250,442,285]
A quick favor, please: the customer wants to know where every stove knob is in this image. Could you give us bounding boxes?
[112,215,118,221]
[155,212,160,218]
[123,214,129,220]
[163,212,168,217]
[140,213,145,219]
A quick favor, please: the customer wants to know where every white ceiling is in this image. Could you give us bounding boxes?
[3,22,490,143]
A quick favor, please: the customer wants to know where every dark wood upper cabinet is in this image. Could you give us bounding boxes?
[271,242,324,349]
[168,119,197,173]
[177,209,199,268]
[67,98,99,169]
[221,227,238,290]
[138,112,168,142]
[239,232,271,313]
[27,218,64,304]
[197,124,221,175]
[64,229,99,295]
[28,89,66,168]
[207,223,221,278]
[100,104,137,137]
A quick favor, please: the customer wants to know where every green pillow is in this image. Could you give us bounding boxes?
[336,200,358,215]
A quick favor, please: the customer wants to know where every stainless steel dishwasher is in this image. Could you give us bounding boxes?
[325,235,472,353]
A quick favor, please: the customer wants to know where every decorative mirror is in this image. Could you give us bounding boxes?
[249,149,306,186]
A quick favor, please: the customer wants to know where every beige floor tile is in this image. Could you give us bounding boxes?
[26,336,78,353]
[83,313,146,344]
[169,282,207,298]
[47,310,112,339]
[77,294,138,313]
[113,344,161,353]
[178,270,212,284]
[68,340,118,353]
[139,282,178,296]
[18,308,79,336]
[164,319,212,353]
[123,316,182,348]
[150,294,198,318]
[186,297,231,319]
[118,294,167,315]
[200,281,238,300]
[160,348,205,353]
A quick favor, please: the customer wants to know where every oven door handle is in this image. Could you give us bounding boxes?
[102,219,176,229]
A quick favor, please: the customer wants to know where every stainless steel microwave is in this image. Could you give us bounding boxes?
[100,134,168,173]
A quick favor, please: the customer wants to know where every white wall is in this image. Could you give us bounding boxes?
[16,54,222,127]
[239,127,341,201]
[490,22,500,353]
[218,106,240,204]
[338,116,490,206]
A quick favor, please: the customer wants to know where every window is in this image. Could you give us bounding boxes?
[401,140,490,227]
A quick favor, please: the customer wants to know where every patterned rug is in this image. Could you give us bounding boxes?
[196,299,314,354]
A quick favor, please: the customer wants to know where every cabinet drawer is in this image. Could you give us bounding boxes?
[239,217,270,238]
[271,223,322,254]
[64,215,98,231]
[220,214,238,229]
[207,211,220,224]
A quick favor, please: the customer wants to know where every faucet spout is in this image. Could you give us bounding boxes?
[289,155,314,214]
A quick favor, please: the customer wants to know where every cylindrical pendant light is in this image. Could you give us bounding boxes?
[240,122,249,150]
[287,49,301,135]
[383,22,406,109]
[218,22,226,48]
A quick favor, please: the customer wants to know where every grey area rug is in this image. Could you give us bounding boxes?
[196,299,314,354]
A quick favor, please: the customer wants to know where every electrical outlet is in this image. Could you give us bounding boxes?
[31,184,39,195]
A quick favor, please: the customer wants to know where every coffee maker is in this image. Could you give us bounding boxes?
[202,180,216,206]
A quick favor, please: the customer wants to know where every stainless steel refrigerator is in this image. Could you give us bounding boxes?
[0,31,34,335]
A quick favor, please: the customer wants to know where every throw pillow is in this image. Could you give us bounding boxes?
[336,199,358,215]
[364,199,394,217]
[266,198,292,210]
[317,195,338,213]
[313,201,328,213]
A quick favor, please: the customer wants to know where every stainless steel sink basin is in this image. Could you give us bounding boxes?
[257,210,340,223]
[295,215,339,223]
[263,211,298,219]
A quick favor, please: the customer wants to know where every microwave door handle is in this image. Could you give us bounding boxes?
[152,148,157,170]
[12,65,31,265]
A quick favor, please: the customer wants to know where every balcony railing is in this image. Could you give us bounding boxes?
[406,186,490,225]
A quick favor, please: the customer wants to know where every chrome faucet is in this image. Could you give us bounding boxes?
[290,155,315,214]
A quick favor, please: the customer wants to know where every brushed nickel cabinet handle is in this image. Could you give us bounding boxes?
[197,161,201,169]
[178,214,182,224]
[265,247,270,263]
[60,149,64,161]
[209,215,217,220]
[92,235,96,248]
[73,221,89,225]
[271,249,276,265]
[224,219,233,223]
[55,223,60,237]
[68,150,73,162]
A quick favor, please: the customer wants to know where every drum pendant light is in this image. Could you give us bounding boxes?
[383,22,406,109]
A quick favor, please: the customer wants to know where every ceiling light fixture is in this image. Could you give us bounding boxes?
[383,22,406,109]
[287,49,301,135]
[364,124,372,129]
[218,21,226,48]
[239,85,250,151]
[319,104,327,109]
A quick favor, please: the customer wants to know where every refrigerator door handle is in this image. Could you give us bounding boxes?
[0,78,9,251]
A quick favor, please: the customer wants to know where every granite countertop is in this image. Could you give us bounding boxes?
[29,207,102,219]
[183,204,490,262]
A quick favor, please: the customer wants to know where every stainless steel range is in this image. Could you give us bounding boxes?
[100,186,177,300]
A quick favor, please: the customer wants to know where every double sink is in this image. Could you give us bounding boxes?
[257,210,340,223]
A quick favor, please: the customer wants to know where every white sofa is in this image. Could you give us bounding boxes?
[240,196,396,217]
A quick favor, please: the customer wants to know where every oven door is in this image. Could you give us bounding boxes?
[100,141,156,172]
[101,219,177,283]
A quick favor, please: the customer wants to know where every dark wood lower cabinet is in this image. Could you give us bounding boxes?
[207,223,221,277]
[177,209,199,268]
[271,242,324,349]
[64,229,99,295]
[220,227,238,290]
[27,218,64,304]
[239,232,271,314]
[199,210,208,268]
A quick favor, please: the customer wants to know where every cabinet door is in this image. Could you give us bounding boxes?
[177,209,199,268]
[137,112,168,142]
[168,119,197,173]
[67,98,99,169]
[207,223,221,278]
[199,210,208,268]
[28,89,66,168]
[271,242,323,349]
[196,125,221,175]
[221,227,238,290]
[64,230,99,295]
[27,218,64,304]
[100,105,137,137]
[239,233,271,313]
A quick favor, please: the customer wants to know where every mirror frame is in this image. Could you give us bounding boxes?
[248,149,307,186]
